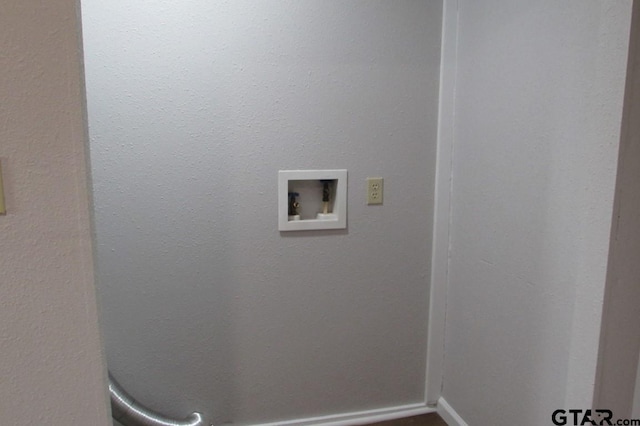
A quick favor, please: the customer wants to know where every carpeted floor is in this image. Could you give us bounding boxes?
[367,413,448,426]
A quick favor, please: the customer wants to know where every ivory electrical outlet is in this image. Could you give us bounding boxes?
[367,177,383,205]
[0,162,5,215]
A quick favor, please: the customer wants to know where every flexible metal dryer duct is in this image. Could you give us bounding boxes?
[109,372,212,426]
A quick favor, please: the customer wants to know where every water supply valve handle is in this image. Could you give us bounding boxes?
[288,192,300,216]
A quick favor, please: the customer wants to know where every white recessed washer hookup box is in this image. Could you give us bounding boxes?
[278,170,347,231]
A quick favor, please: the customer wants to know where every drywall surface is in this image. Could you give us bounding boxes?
[0,0,111,425]
[634,359,640,418]
[595,1,640,418]
[442,1,631,425]
[82,1,441,424]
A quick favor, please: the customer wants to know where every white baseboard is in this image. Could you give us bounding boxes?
[250,403,436,426]
[437,397,469,426]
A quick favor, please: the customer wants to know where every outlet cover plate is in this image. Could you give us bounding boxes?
[367,177,383,205]
[0,162,5,215]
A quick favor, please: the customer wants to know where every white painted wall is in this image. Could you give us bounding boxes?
[81,1,442,424]
[442,1,632,424]
[0,0,111,424]
[596,1,640,419]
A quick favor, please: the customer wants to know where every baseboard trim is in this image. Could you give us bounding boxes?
[437,397,468,426]
[249,402,436,426]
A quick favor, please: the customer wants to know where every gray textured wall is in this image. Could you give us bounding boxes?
[82,1,442,424]
[596,0,640,418]
[442,1,631,425]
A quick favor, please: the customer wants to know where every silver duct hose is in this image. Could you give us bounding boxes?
[109,372,213,426]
